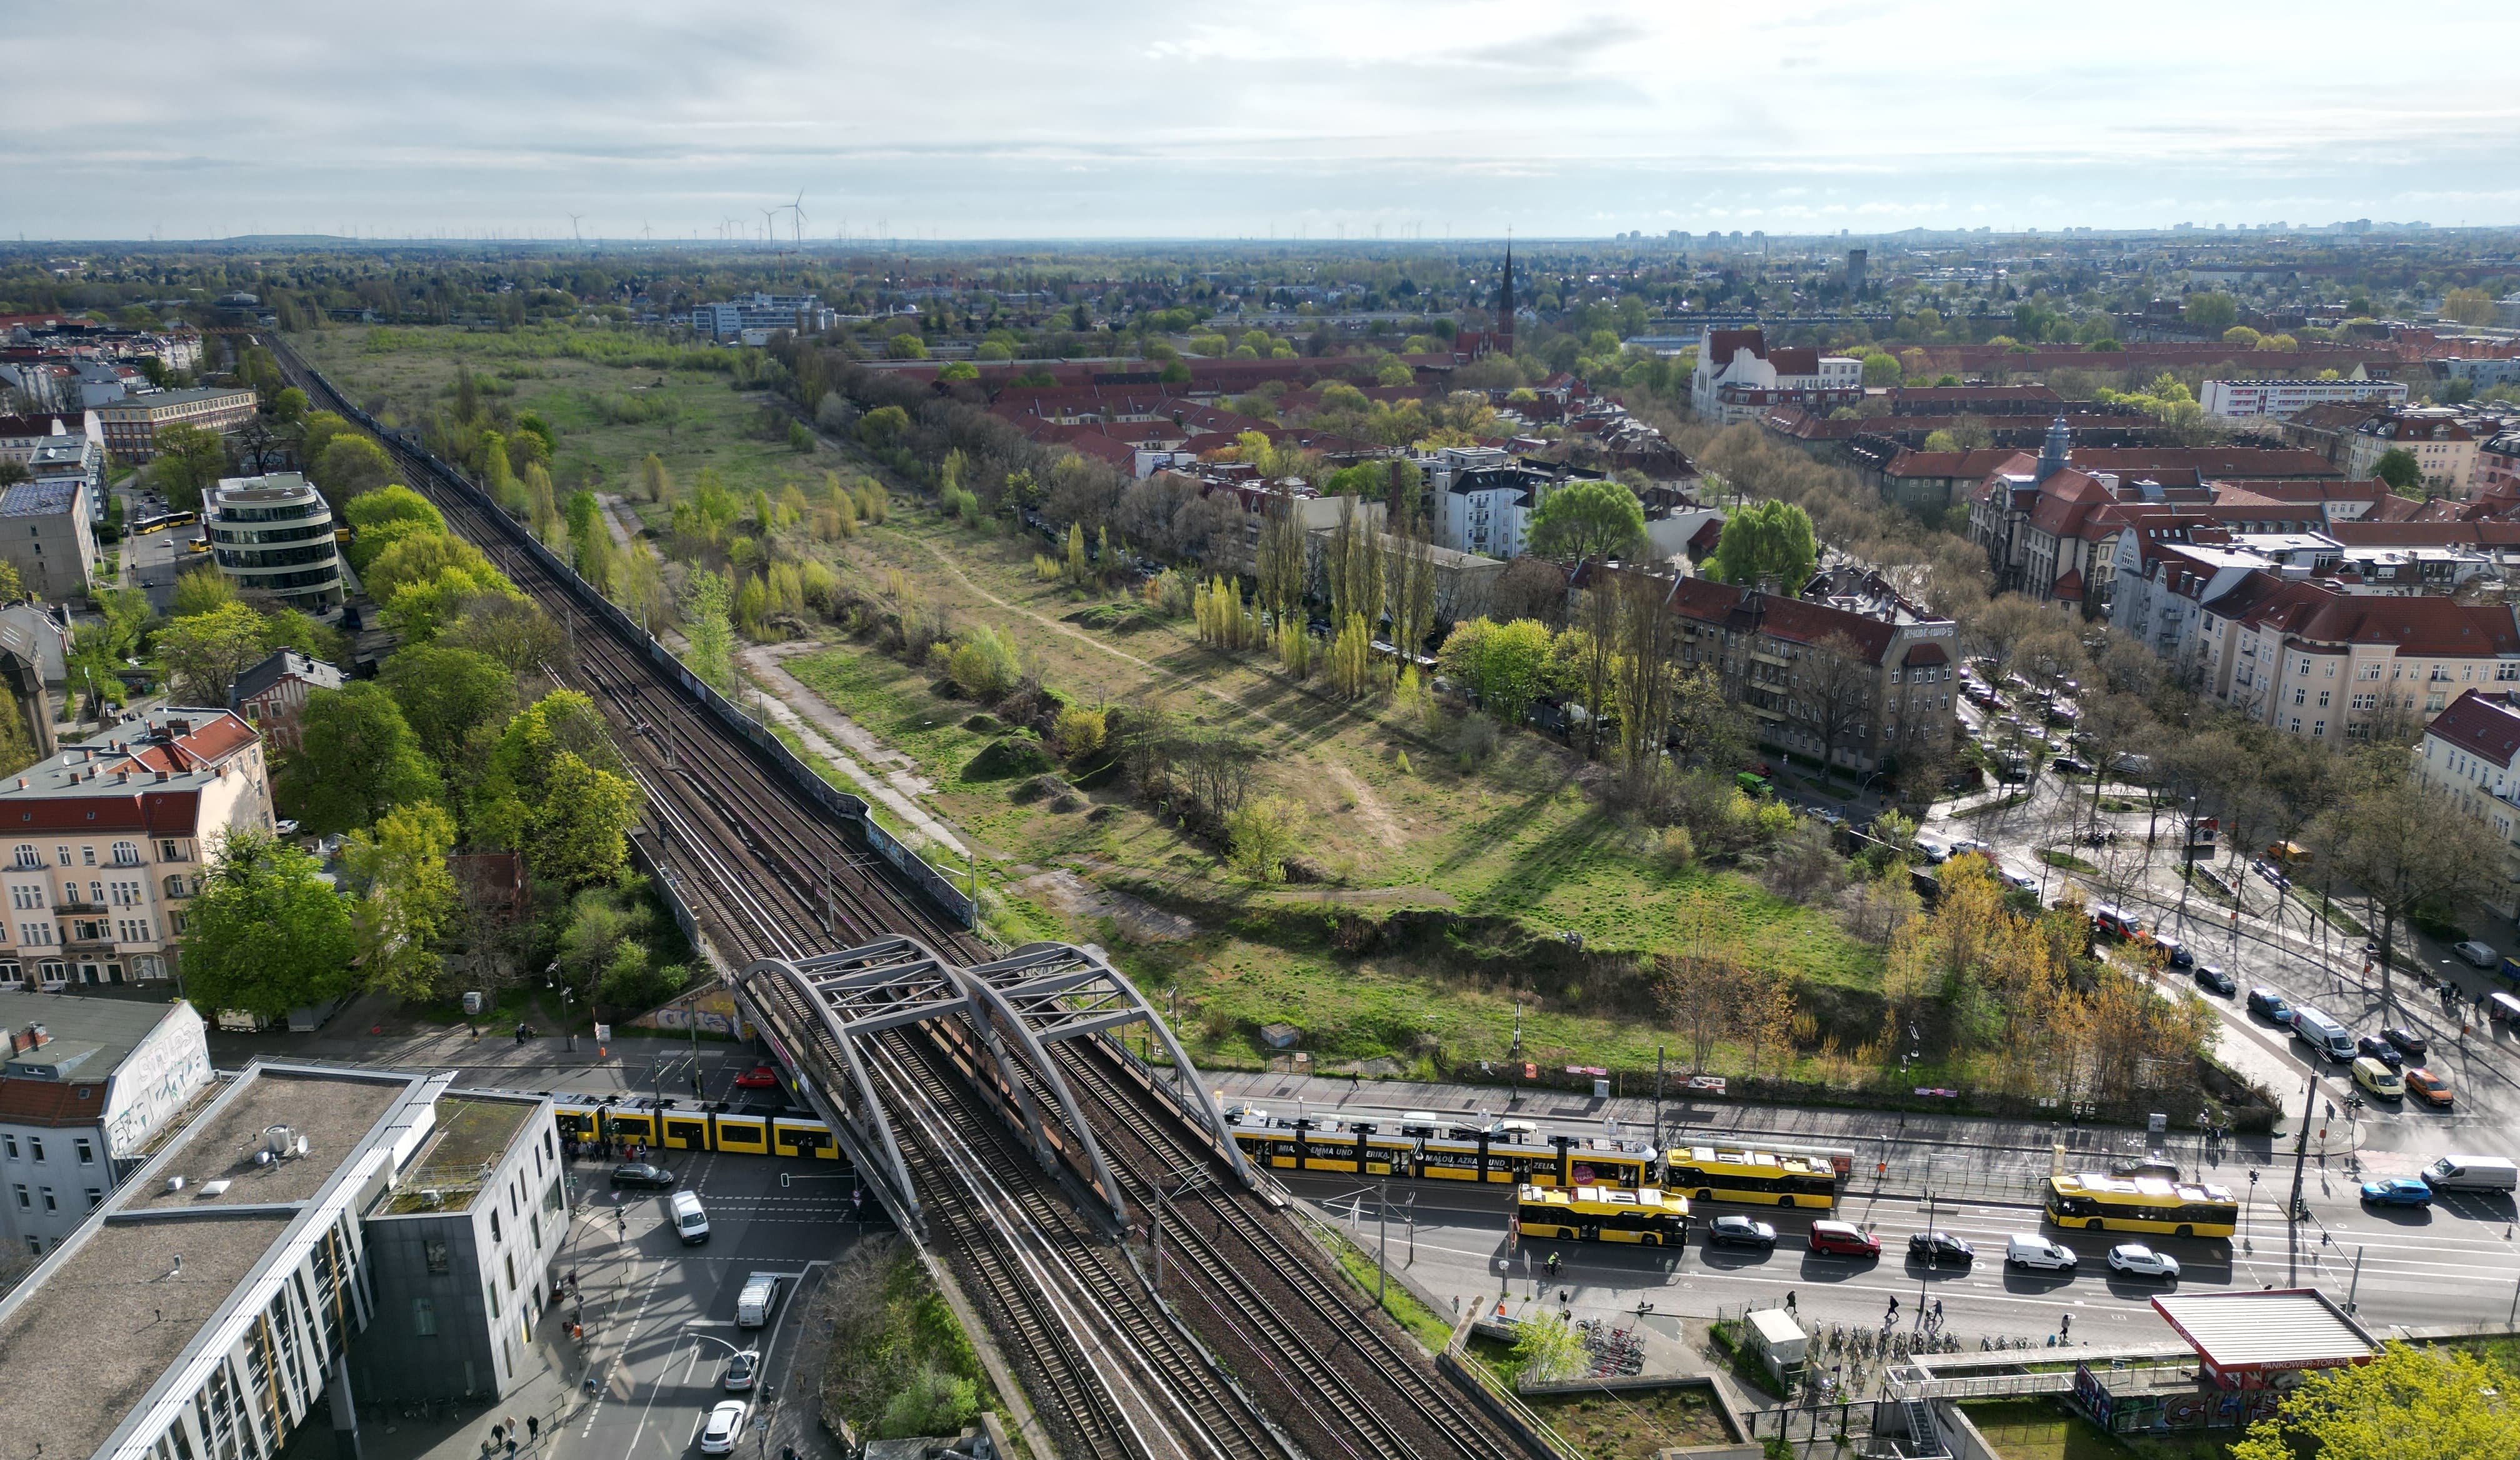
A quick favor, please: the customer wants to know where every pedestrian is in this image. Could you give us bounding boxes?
[1887,1295,1899,1318]
[2060,1312,2071,1338]
[505,1439,516,1458]
[489,1426,504,1447]
[527,1416,539,1442]
[480,1441,494,1460]
[1932,1298,1943,1324]
[504,1414,516,1439]
[1786,1291,1796,1312]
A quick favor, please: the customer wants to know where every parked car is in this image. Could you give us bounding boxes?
[722,1350,759,1392]
[699,1401,748,1455]
[1946,839,1992,859]
[1908,1231,1975,1266]
[1706,1215,1778,1249]
[2246,988,2294,1024]
[2106,1243,2181,1280]
[2351,1056,2404,1099]
[2193,964,2236,996]
[2356,1036,2405,1070]
[2455,941,2501,969]
[2154,936,2194,969]
[2359,1177,2433,1208]
[732,1064,782,1089]
[2404,1067,2454,1108]
[2051,756,2092,776]
[2382,1026,2429,1058]
[2005,1235,2078,1271]
[1807,1221,1881,1258]
[1913,838,1949,864]
[2250,858,2291,889]
[2006,872,2039,894]
[609,1162,676,1189]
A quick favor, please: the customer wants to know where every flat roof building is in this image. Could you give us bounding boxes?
[0,478,97,601]
[2151,1290,2378,1389]
[0,1061,569,1460]
[0,992,214,1255]
[94,388,257,462]
[206,473,344,612]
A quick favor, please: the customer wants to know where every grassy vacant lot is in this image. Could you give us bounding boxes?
[293,325,846,508]
[306,324,1888,1077]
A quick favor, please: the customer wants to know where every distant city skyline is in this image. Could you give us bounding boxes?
[8,1,2518,242]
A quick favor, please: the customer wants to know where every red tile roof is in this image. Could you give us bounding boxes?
[0,1080,110,1127]
[2428,690,2520,769]
[1662,576,1899,664]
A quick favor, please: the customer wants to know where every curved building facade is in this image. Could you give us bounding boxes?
[205,472,344,611]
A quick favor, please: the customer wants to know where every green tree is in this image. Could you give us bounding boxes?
[363,530,500,606]
[1708,499,1818,591]
[341,486,445,572]
[156,602,268,704]
[279,683,443,834]
[2372,448,2424,492]
[1859,353,1901,387]
[529,752,639,886]
[296,411,353,469]
[2232,1344,2520,1460]
[1526,478,1647,561]
[271,387,308,427]
[149,424,232,512]
[857,405,910,447]
[180,834,358,1018]
[1224,796,1301,884]
[340,801,458,999]
[2181,291,2239,332]
[682,569,736,689]
[1436,617,1555,728]
[380,645,519,766]
[261,608,347,665]
[169,565,238,618]
[885,333,929,360]
[312,434,393,500]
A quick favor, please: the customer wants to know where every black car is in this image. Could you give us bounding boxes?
[1706,1215,1778,1249]
[609,1162,676,1189]
[2382,1026,2429,1058]
[2192,964,2236,996]
[1908,1231,1975,1266]
[2354,1036,2404,1071]
[2051,756,2092,776]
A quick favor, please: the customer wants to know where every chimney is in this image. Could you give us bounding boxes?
[155,771,168,782]
[26,1024,48,1049]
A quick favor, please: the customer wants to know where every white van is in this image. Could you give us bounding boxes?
[2005,1234,2078,1271]
[2423,1156,2520,1194]
[2289,1006,2355,1062]
[670,1190,710,1245]
[736,1272,782,1328]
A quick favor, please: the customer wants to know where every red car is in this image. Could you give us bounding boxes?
[1806,1219,1881,1258]
[732,1064,781,1090]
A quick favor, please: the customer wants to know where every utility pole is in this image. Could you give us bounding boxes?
[1152,1176,1166,1297]
[1654,1046,1665,1159]
[2345,1244,2364,1313]
[2287,1076,2319,1285]
[1916,1191,1935,1330]
[1377,1176,1390,1308]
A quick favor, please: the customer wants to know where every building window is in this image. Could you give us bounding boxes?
[39,1188,52,1211]
[412,1297,438,1338]
[79,847,94,868]
[424,1238,450,1274]
[10,1186,23,1209]
[2,1136,14,1158]
[162,876,186,899]
[9,846,33,871]
[2314,722,2326,738]
[84,1187,99,1209]
[74,1139,91,1165]
[110,842,138,867]
[489,1209,500,1244]
[29,1138,42,1163]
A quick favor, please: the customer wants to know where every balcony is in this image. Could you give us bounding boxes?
[52,901,104,916]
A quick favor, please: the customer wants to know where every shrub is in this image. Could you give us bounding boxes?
[1226,796,1301,883]
[963,734,1053,781]
[946,627,1021,698]
[1053,704,1107,760]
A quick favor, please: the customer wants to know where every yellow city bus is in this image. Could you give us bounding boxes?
[2045,1172,2238,1238]
[1512,1184,1688,1245]
[1665,1145,1842,1209]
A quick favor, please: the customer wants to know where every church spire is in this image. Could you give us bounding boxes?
[1498,231,1515,357]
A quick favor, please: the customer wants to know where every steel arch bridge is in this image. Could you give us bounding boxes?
[732,937,1250,1232]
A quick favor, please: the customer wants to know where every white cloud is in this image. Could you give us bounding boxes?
[2,0,2515,238]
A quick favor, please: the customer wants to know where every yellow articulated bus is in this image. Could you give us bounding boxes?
[2045,1172,2238,1238]
[1512,1184,1688,1245]
[1665,1145,1843,1209]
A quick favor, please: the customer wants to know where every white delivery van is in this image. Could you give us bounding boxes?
[736,1272,782,1328]
[669,1191,710,1245]
[2288,1006,2355,1062]
[2424,1156,2520,1194]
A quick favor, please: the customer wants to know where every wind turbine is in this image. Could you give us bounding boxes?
[567,212,584,244]
[759,207,777,246]
[788,191,808,247]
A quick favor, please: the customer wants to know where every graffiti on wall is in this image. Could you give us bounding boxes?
[629,984,753,1039]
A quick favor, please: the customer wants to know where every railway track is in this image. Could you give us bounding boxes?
[267,338,1530,1460]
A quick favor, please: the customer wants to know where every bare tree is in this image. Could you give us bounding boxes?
[1655,953,1734,1073]
[1786,631,1877,783]
[2312,756,2505,1011]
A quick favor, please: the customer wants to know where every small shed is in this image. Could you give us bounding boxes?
[1744,1307,1807,1385]
[2151,1289,2378,1390]
[1259,1022,1302,1049]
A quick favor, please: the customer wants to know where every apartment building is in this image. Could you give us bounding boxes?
[2195,574,2520,742]
[1689,328,1861,424]
[0,708,274,988]
[2198,378,2406,418]
[206,472,346,611]
[2413,689,2520,919]
[0,479,98,600]
[227,649,345,751]
[2341,410,2479,495]
[94,386,256,461]
[1651,572,1960,774]
[0,995,213,1255]
[0,1061,569,1460]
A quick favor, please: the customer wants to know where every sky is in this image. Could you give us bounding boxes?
[9,1,2520,242]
